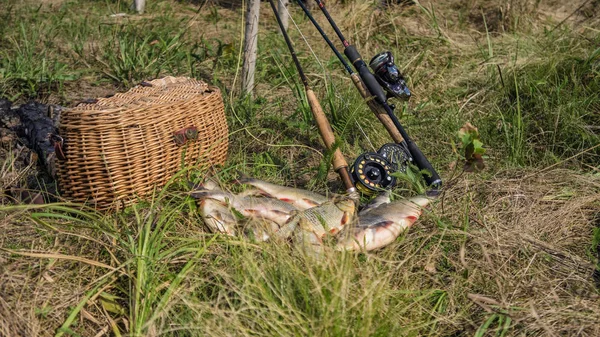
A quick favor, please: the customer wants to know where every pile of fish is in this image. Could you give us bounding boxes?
[191,174,432,256]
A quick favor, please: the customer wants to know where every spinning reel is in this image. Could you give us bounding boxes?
[350,51,416,195]
[350,143,412,195]
[369,51,411,102]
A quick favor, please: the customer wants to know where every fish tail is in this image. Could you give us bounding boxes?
[187,180,200,190]
[190,189,211,199]
[235,170,256,185]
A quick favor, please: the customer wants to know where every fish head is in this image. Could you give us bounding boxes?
[198,198,228,216]
[384,195,432,225]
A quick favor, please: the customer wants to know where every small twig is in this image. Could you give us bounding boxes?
[497,64,505,88]
[547,0,592,35]
[523,143,600,179]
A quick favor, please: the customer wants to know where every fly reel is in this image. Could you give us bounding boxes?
[350,143,412,195]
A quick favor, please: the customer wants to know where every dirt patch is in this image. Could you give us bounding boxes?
[59,80,122,106]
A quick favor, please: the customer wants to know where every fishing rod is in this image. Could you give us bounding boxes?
[294,0,406,145]
[307,0,442,193]
[267,0,356,194]
[294,0,411,194]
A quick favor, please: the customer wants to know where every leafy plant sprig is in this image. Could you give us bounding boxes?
[458,122,486,172]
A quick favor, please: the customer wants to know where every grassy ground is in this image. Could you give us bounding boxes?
[1,0,600,336]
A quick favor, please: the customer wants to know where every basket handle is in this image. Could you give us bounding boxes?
[49,134,66,160]
[173,126,198,146]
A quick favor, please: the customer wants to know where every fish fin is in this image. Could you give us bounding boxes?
[274,211,300,239]
[341,212,351,225]
[302,198,320,207]
[235,170,255,185]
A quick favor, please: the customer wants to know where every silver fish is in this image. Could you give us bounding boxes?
[198,198,281,241]
[192,190,298,226]
[336,195,431,251]
[237,173,330,210]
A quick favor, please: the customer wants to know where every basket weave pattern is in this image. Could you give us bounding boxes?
[57,77,228,210]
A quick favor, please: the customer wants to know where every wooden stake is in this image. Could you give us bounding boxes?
[278,0,290,31]
[133,0,145,14]
[242,0,260,98]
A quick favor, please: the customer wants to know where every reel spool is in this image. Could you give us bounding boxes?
[369,51,411,101]
[378,143,412,169]
[350,143,413,195]
[350,152,396,195]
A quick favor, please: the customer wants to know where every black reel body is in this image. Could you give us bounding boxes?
[351,143,412,195]
[369,51,411,101]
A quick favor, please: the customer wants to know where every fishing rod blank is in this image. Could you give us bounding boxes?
[294,0,352,74]
[313,0,387,104]
[267,0,356,193]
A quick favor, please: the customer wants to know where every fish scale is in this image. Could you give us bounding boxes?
[276,198,356,241]
[300,204,348,235]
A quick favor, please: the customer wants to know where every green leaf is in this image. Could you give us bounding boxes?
[458,122,486,173]
[472,139,486,155]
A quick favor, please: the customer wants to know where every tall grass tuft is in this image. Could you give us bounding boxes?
[0,22,75,100]
[97,22,202,86]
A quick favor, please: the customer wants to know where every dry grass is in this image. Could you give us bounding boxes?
[432,169,600,335]
[1,166,598,336]
[0,0,599,335]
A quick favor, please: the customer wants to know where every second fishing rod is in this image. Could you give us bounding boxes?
[297,0,442,194]
[267,0,356,194]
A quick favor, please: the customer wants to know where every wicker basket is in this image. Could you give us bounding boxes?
[56,76,228,210]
